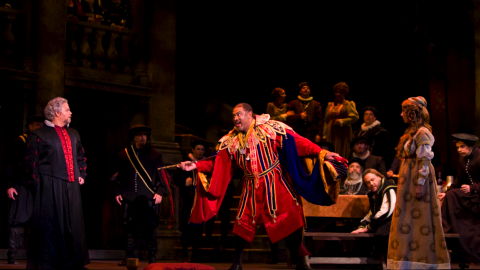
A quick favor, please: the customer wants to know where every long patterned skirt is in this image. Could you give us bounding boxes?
[387,159,450,269]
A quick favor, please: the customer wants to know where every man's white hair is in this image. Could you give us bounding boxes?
[44,97,68,121]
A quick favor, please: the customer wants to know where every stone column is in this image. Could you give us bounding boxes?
[129,0,148,85]
[145,1,181,259]
[147,0,180,164]
[475,0,480,134]
[20,0,34,71]
[34,0,66,113]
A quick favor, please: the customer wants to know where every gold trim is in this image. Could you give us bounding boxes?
[124,147,155,195]
[197,172,210,191]
[129,145,153,182]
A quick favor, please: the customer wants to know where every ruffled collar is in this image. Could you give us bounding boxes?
[297,95,313,102]
[360,120,380,131]
[352,150,370,160]
[218,114,292,153]
[344,177,362,185]
[44,120,69,128]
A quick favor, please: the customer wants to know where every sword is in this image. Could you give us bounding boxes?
[157,154,217,171]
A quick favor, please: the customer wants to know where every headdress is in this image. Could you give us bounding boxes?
[407,96,427,108]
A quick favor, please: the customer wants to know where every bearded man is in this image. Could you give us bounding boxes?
[340,158,369,195]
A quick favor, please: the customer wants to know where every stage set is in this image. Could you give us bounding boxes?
[2,1,480,270]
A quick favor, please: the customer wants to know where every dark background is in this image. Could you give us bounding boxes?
[0,0,476,251]
[175,0,446,141]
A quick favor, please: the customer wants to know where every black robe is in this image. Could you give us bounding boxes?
[349,153,387,175]
[355,123,393,165]
[286,98,323,142]
[25,125,89,270]
[441,146,480,263]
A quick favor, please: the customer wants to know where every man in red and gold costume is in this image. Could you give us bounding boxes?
[179,103,347,270]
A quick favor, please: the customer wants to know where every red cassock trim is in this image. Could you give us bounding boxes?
[54,126,75,182]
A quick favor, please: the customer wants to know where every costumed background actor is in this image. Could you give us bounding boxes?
[112,125,172,264]
[5,115,43,264]
[179,103,347,270]
[439,133,480,263]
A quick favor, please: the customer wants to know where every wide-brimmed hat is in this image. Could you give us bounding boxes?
[348,157,365,169]
[128,124,151,138]
[350,136,371,148]
[451,133,479,146]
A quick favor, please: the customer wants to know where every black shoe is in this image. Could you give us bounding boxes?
[228,263,243,270]
[7,258,16,264]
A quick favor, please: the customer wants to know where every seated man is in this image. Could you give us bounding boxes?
[349,136,386,175]
[439,133,480,263]
[351,168,396,235]
[340,158,369,195]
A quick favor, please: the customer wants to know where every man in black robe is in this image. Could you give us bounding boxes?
[354,106,393,166]
[5,115,43,264]
[25,97,89,270]
[439,133,480,264]
[112,125,171,264]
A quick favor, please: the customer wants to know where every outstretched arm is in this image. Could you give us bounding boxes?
[287,129,339,160]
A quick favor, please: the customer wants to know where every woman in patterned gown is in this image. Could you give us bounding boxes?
[387,96,450,269]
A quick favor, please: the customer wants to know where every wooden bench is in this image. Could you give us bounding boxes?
[303,231,460,269]
[301,196,461,269]
[303,232,385,269]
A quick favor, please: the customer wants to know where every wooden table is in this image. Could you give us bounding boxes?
[302,194,370,218]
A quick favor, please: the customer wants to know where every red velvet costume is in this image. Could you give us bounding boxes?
[190,115,323,243]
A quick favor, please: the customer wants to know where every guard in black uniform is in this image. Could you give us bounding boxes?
[112,125,171,264]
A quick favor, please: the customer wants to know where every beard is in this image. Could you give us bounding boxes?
[346,171,362,182]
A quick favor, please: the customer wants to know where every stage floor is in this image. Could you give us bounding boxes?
[0,260,478,270]
[0,260,293,270]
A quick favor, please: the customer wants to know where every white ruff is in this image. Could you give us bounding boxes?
[217,114,293,154]
[360,120,381,131]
